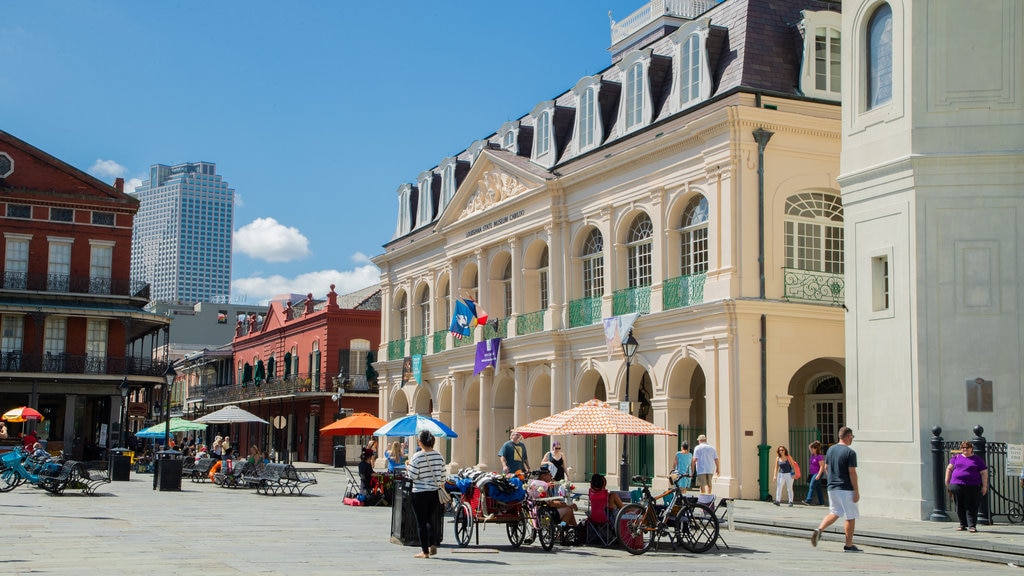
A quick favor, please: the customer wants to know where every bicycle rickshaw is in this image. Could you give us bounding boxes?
[452,472,563,551]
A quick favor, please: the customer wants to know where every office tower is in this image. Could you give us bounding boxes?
[130,162,234,303]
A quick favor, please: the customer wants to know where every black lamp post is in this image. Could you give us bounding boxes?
[619,332,639,492]
[118,377,129,448]
[162,364,177,449]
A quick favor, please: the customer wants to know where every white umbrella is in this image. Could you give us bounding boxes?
[195,405,269,424]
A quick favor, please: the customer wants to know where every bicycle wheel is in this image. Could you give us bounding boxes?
[1008,504,1024,524]
[537,507,559,551]
[615,503,656,555]
[454,502,473,547]
[0,468,19,492]
[507,508,528,548]
[676,503,720,553]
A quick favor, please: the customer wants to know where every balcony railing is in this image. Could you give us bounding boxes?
[409,335,427,356]
[432,330,447,353]
[783,268,845,306]
[202,372,379,405]
[0,351,168,376]
[2,271,149,297]
[613,285,651,315]
[387,339,405,361]
[663,272,706,310]
[610,0,718,44]
[453,333,474,348]
[516,310,545,336]
[569,296,602,328]
[482,317,508,340]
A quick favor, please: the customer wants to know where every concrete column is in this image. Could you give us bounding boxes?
[477,369,494,470]
[449,373,463,469]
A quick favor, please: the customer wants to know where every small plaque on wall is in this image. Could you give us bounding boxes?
[966,378,993,412]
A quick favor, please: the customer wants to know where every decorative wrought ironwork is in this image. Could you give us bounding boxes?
[409,334,427,356]
[569,296,602,328]
[663,273,706,310]
[0,272,149,297]
[783,268,845,305]
[483,317,508,340]
[613,285,651,315]
[453,334,474,348]
[0,352,166,376]
[515,310,545,336]
[387,339,405,361]
[432,330,447,353]
[2,271,27,289]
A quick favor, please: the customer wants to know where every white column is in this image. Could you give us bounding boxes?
[449,373,463,469]
[477,369,494,470]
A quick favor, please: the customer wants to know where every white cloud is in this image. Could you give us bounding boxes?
[351,251,373,265]
[125,177,144,194]
[88,159,127,179]
[232,265,380,305]
[233,217,311,263]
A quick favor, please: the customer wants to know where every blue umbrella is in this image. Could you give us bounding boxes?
[373,414,458,438]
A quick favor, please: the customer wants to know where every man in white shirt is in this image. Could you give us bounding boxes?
[692,434,719,495]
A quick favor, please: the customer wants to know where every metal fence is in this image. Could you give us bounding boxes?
[938,437,1023,523]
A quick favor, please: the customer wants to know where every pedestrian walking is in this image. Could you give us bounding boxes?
[945,441,988,532]
[804,441,826,505]
[810,426,860,552]
[772,445,797,506]
[692,434,719,495]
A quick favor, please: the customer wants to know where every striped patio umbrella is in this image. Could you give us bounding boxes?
[513,399,677,438]
[2,406,44,422]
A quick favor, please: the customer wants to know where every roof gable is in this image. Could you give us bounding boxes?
[435,149,549,230]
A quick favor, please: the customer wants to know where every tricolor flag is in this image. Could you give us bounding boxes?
[449,296,494,339]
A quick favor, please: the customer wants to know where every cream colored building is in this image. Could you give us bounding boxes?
[841,0,1024,518]
[373,0,847,499]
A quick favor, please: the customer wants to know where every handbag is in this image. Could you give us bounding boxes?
[438,481,452,506]
[788,456,802,480]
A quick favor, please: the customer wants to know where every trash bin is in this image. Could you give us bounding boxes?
[153,449,183,491]
[109,448,132,481]
[333,445,346,468]
[390,477,444,546]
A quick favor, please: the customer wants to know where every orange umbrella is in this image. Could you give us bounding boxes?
[319,412,386,436]
[2,406,44,422]
[513,399,677,438]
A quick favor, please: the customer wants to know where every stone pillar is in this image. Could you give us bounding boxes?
[477,368,493,470]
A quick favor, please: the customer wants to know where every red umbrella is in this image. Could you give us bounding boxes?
[319,412,386,436]
[2,406,44,422]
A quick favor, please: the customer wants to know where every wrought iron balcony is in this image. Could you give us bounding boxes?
[0,351,168,376]
[569,296,602,328]
[1,271,149,298]
[515,310,545,336]
[613,285,651,315]
[482,317,508,340]
[783,268,845,306]
[387,339,405,361]
[409,334,427,356]
[202,371,378,405]
[663,272,706,310]
[432,330,448,353]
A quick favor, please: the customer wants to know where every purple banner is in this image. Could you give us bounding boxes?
[474,338,501,376]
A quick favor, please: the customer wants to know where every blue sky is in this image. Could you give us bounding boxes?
[2,0,646,304]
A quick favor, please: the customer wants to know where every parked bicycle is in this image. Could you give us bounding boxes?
[0,447,66,492]
[614,473,720,554]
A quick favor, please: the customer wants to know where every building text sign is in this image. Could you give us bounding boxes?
[466,209,525,238]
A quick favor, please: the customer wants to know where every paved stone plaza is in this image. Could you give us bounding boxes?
[0,466,1020,575]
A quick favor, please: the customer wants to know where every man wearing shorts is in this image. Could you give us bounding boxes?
[810,426,860,552]
[692,434,719,494]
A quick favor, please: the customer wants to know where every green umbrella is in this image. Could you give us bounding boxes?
[136,417,208,439]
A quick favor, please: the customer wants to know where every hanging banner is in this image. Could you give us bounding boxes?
[603,312,640,360]
[401,356,413,387]
[412,355,423,385]
[474,338,501,376]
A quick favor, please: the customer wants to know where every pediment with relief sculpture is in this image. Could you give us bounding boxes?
[460,168,529,218]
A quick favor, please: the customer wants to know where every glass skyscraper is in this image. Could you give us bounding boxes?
[130,162,234,303]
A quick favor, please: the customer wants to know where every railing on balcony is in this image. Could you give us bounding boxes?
[569,296,602,328]
[409,334,427,356]
[663,272,706,310]
[1,271,149,297]
[387,339,405,361]
[203,372,379,405]
[482,317,508,340]
[432,330,448,353]
[783,268,845,306]
[610,0,718,44]
[0,351,168,376]
[453,334,474,348]
[613,285,652,315]
[516,310,545,336]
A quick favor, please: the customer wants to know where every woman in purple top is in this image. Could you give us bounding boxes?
[944,441,989,532]
[804,441,826,506]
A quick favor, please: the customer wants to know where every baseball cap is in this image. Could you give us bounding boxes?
[540,462,556,476]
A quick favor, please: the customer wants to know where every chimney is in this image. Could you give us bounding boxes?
[114,177,124,193]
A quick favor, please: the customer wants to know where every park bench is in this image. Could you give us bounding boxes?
[252,463,316,496]
[37,461,109,495]
[183,457,217,482]
[215,461,257,488]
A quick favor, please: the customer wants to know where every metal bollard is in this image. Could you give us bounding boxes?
[929,426,951,522]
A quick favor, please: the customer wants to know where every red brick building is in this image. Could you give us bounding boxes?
[201,284,380,464]
[0,130,171,458]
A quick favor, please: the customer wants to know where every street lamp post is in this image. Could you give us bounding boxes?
[619,332,639,492]
[162,364,176,450]
[119,377,129,448]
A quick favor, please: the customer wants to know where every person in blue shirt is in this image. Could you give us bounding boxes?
[499,431,530,475]
[385,441,406,473]
[674,441,693,491]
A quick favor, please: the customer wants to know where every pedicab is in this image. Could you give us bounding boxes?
[451,469,564,551]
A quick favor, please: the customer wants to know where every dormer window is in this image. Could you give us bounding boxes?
[529,101,556,168]
[617,49,653,135]
[416,171,435,228]
[394,183,414,238]
[439,158,457,212]
[668,18,712,113]
[503,131,515,150]
[572,77,603,154]
[799,10,842,101]
[499,121,520,154]
[536,111,551,155]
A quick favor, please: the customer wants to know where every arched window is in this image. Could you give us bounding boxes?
[625,62,644,129]
[627,214,654,288]
[539,246,549,310]
[502,260,513,318]
[397,292,408,340]
[503,130,516,150]
[867,3,893,109]
[442,163,455,209]
[582,229,604,298]
[443,280,451,329]
[784,192,844,273]
[579,88,597,149]
[680,196,709,276]
[681,34,701,105]
[419,287,431,335]
[535,110,551,156]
